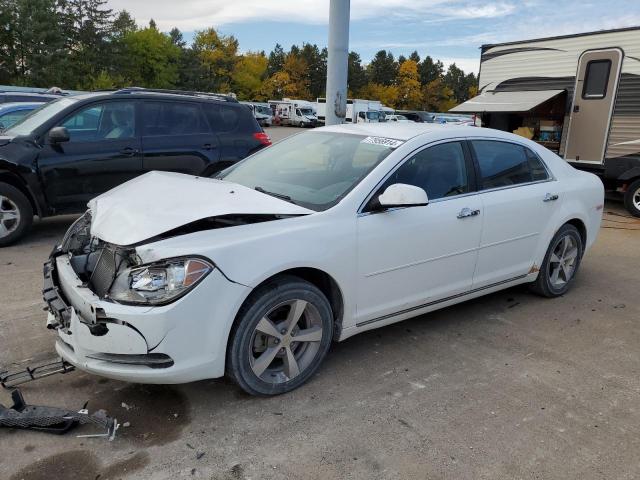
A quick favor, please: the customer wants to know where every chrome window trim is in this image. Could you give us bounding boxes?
[357,137,473,216]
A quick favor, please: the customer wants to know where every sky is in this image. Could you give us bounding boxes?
[106,0,640,76]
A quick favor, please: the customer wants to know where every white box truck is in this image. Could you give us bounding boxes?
[268,99,318,127]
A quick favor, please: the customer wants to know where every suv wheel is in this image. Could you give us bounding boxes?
[623,179,640,217]
[530,224,583,298]
[0,183,33,247]
[227,275,333,396]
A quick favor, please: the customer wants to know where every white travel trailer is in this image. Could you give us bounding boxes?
[316,98,383,124]
[451,26,640,216]
[268,99,317,127]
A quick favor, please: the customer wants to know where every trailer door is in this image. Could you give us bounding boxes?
[565,48,623,164]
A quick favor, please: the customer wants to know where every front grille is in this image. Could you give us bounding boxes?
[90,247,118,298]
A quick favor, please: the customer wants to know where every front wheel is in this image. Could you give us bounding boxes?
[227,276,333,396]
[0,183,33,247]
[623,179,640,217]
[530,224,583,298]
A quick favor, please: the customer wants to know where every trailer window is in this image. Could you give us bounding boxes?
[582,60,611,99]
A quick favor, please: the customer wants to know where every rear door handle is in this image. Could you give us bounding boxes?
[202,143,216,150]
[543,193,559,202]
[120,147,138,156]
[457,207,480,219]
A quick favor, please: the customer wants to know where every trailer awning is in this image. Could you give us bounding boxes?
[450,89,565,113]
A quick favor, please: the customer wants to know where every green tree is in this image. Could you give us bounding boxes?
[267,43,285,76]
[444,63,470,103]
[300,43,326,99]
[419,56,444,85]
[122,26,180,87]
[368,50,398,86]
[61,0,114,88]
[347,51,366,96]
[408,50,420,64]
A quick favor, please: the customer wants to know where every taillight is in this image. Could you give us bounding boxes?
[253,132,272,146]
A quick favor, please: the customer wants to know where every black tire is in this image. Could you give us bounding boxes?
[227,275,333,396]
[530,224,583,298]
[0,182,33,247]
[623,178,640,218]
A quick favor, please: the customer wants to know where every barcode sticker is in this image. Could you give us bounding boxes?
[361,136,404,148]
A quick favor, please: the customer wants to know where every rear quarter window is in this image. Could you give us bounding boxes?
[203,103,260,134]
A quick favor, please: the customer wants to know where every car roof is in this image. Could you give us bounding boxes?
[315,123,526,143]
[70,88,238,104]
[317,122,456,140]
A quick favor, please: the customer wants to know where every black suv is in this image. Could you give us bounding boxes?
[0,88,270,245]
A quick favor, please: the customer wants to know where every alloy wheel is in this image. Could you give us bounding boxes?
[249,299,323,384]
[0,195,20,238]
[548,234,579,289]
[633,185,640,211]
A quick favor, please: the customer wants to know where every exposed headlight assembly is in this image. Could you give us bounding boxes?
[108,257,213,305]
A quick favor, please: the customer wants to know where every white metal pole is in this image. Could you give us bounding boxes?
[325,0,350,126]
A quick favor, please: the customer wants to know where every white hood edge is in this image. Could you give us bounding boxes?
[88,171,313,246]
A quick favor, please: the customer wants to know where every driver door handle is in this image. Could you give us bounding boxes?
[457,207,480,219]
[120,147,139,156]
[543,193,559,202]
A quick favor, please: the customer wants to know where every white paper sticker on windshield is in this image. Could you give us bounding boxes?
[361,136,404,148]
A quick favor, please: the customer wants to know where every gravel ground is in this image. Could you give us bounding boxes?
[1,126,639,479]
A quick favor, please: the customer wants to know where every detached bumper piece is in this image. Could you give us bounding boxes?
[43,258,71,329]
[0,389,119,440]
[1,358,75,389]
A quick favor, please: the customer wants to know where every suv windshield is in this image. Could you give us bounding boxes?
[219,131,396,211]
[5,97,77,136]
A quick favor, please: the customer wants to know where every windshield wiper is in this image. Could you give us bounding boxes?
[254,186,296,204]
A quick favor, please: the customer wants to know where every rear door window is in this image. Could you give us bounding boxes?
[471,140,548,190]
[142,101,209,136]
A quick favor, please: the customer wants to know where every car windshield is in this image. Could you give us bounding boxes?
[219,131,396,211]
[299,108,314,115]
[5,97,77,136]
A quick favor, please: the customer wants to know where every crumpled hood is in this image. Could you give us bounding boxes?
[88,171,313,246]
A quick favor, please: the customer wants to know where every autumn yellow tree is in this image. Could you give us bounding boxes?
[193,28,239,92]
[232,51,268,100]
[422,78,455,111]
[395,60,422,109]
[358,82,399,108]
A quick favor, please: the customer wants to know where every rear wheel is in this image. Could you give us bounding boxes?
[227,276,333,396]
[623,179,640,217]
[530,224,583,298]
[0,183,33,247]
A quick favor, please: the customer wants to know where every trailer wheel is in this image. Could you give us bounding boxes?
[623,179,640,217]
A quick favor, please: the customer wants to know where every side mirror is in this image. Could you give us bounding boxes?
[377,183,429,209]
[49,126,70,144]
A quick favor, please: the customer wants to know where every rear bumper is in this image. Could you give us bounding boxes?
[45,253,250,384]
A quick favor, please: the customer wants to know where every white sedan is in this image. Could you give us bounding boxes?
[44,124,604,395]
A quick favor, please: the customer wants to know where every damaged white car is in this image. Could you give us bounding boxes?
[44,124,604,395]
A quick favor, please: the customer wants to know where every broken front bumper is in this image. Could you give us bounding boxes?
[43,253,250,384]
